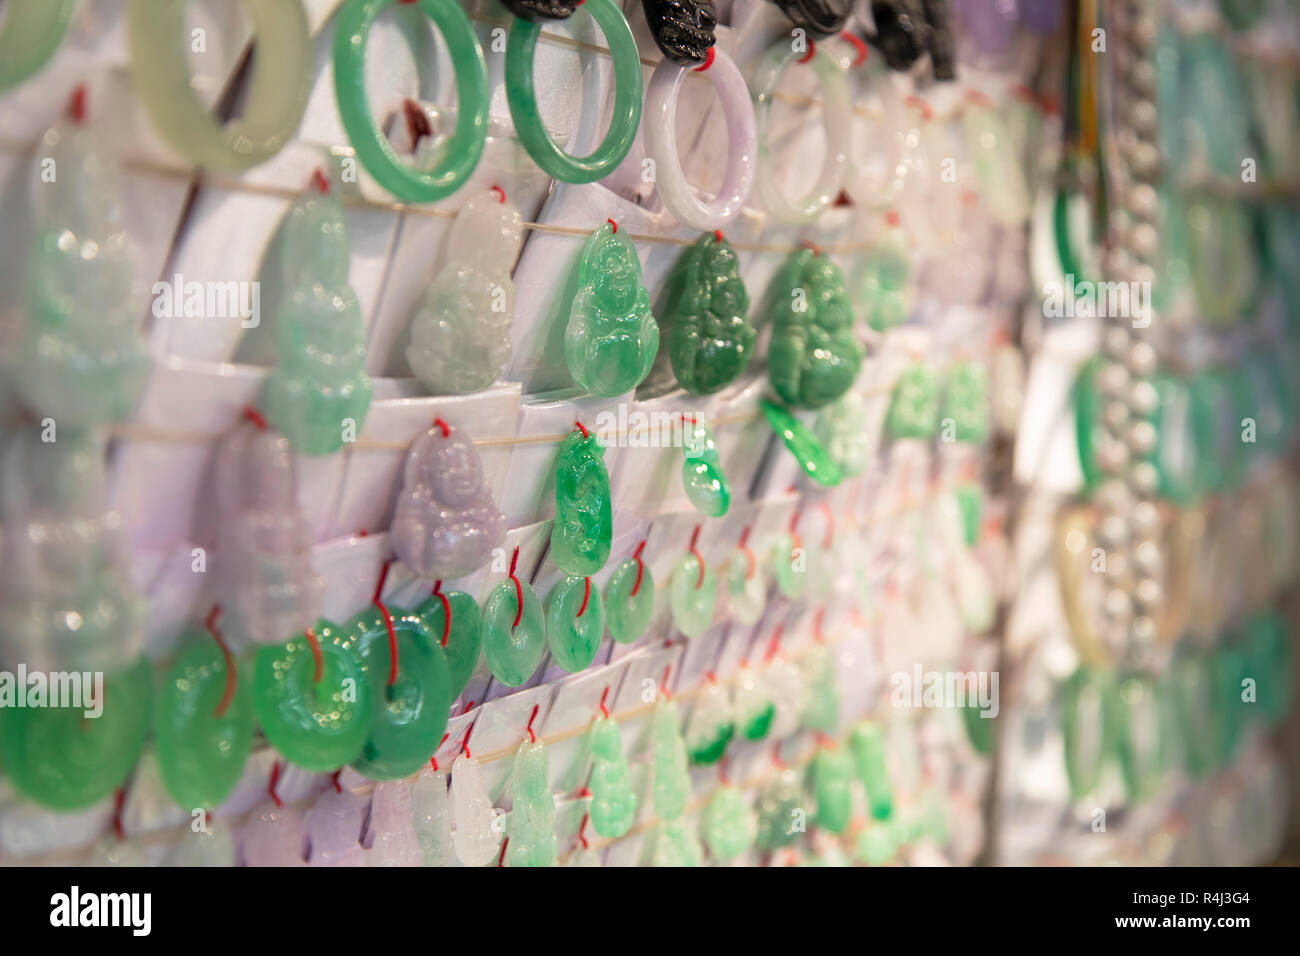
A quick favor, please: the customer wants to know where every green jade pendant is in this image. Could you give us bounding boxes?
[254,619,372,772]
[349,606,451,780]
[262,189,372,455]
[651,819,703,866]
[506,740,557,867]
[156,633,254,812]
[587,715,637,838]
[854,228,913,333]
[0,657,152,810]
[702,784,757,862]
[761,399,843,487]
[886,363,941,440]
[772,532,807,600]
[755,768,804,850]
[0,0,76,90]
[550,428,613,577]
[762,246,864,409]
[813,391,871,478]
[733,667,775,741]
[656,231,756,393]
[414,589,482,699]
[681,417,730,517]
[565,222,659,396]
[941,361,991,444]
[651,698,692,822]
[855,821,896,865]
[1060,667,1118,798]
[546,575,604,673]
[849,721,893,821]
[800,642,839,734]
[483,573,547,686]
[724,546,767,625]
[1246,612,1291,726]
[1112,672,1170,801]
[669,550,716,638]
[810,744,853,835]
[603,552,654,643]
[685,679,734,764]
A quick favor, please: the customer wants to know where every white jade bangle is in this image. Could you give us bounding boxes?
[751,40,850,224]
[644,49,757,231]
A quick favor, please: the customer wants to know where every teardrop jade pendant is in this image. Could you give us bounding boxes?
[681,417,730,516]
[349,607,451,781]
[587,715,637,837]
[762,247,864,408]
[724,547,766,624]
[761,398,843,487]
[254,619,372,772]
[810,745,853,834]
[733,667,775,740]
[755,768,803,850]
[156,633,254,811]
[651,819,703,866]
[482,577,547,686]
[702,784,757,861]
[414,589,482,699]
[546,575,604,673]
[603,554,654,643]
[652,698,692,821]
[685,679,733,764]
[550,428,613,576]
[886,363,941,440]
[670,552,716,637]
[0,657,153,810]
[565,221,659,396]
[506,740,557,867]
[656,231,756,394]
[849,721,893,820]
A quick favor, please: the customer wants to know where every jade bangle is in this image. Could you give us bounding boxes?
[0,0,76,90]
[505,0,643,183]
[127,0,311,172]
[334,0,488,201]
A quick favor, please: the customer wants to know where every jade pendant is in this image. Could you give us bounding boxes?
[681,418,730,517]
[849,721,893,821]
[262,190,372,455]
[955,483,983,548]
[724,547,767,625]
[155,633,254,812]
[684,679,734,764]
[799,642,839,734]
[733,667,775,741]
[482,576,547,686]
[254,619,372,772]
[349,607,451,781]
[670,552,716,637]
[886,363,941,440]
[414,589,482,699]
[854,820,896,865]
[550,428,613,577]
[853,230,913,333]
[406,190,522,394]
[755,768,804,850]
[810,745,853,835]
[761,399,843,487]
[1112,672,1169,801]
[652,698,692,822]
[762,246,864,409]
[1060,667,1117,798]
[813,391,872,478]
[772,533,807,600]
[1211,645,1248,768]
[656,231,755,394]
[506,740,557,867]
[651,819,704,866]
[941,361,991,444]
[0,657,152,810]
[702,784,757,861]
[546,576,604,673]
[565,221,659,396]
[588,715,637,838]
[410,768,455,867]
[451,754,502,866]
[961,693,997,756]
[603,555,654,643]
[765,656,805,738]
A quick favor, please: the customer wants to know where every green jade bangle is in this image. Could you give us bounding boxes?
[334,0,488,201]
[0,0,76,90]
[127,0,311,171]
[505,0,643,183]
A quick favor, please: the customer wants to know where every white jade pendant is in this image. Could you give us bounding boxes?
[450,754,501,867]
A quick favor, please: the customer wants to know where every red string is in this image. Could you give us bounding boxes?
[460,719,477,760]
[718,755,730,785]
[771,741,787,769]
[526,704,539,743]
[429,732,449,771]
[713,229,724,242]
[508,546,523,627]
[840,30,868,66]
[312,168,330,194]
[764,623,784,662]
[498,838,509,866]
[661,664,672,700]
[598,686,610,719]
[303,625,324,684]
[630,539,646,596]
[243,406,268,430]
[205,606,238,718]
[788,508,802,552]
[605,218,617,234]
[112,787,126,841]
[268,761,283,808]
[432,417,451,437]
[819,501,835,550]
[431,580,452,646]
[69,83,88,123]
[885,209,901,228]
[737,525,755,580]
[373,559,399,685]
[574,420,589,439]
[490,184,506,204]
[813,607,827,642]
[576,576,592,618]
[578,813,590,849]
[706,670,717,684]
[800,238,821,256]
[689,524,705,589]
[693,46,716,72]
[331,770,343,793]
[798,39,816,64]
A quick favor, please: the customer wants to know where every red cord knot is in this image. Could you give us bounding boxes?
[429,732,449,771]
[574,420,589,439]
[490,184,506,204]
[432,580,452,647]
[788,507,803,551]
[713,229,724,242]
[689,524,705,589]
[112,787,127,841]
[578,813,590,849]
[508,546,523,627]
[764,623,784,662]
[312,168,331,194]
[433,417,451,437]
[798,40,816,64]
[460,718,478,760]
[526,704,539,743]
[243,406,268,430]
[885,209,901,228]
[819,501,835,549]
[303,625,324,684]
[69,83,88,124]
[498,838,509,866]
[373,558,399,685]
[205,606,238,718]
[813,606,827,642]
[904,94,934,122]
[605,218,618,234]
[630,539,647,597]
[576,576,592,618]
[693,46,715,72]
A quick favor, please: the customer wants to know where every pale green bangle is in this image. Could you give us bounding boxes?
[0,0,76,90]
[334,0,488,202]
[126,0,311,171]
[505,0,643,184]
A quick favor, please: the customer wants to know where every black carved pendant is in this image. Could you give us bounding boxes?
[501,0,579,22]
[921,0,955,80]
[870,0,929,71]
[643,0,717,65]
[770,0,852,38]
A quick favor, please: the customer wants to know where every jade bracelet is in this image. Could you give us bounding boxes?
[0,0,77,90]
